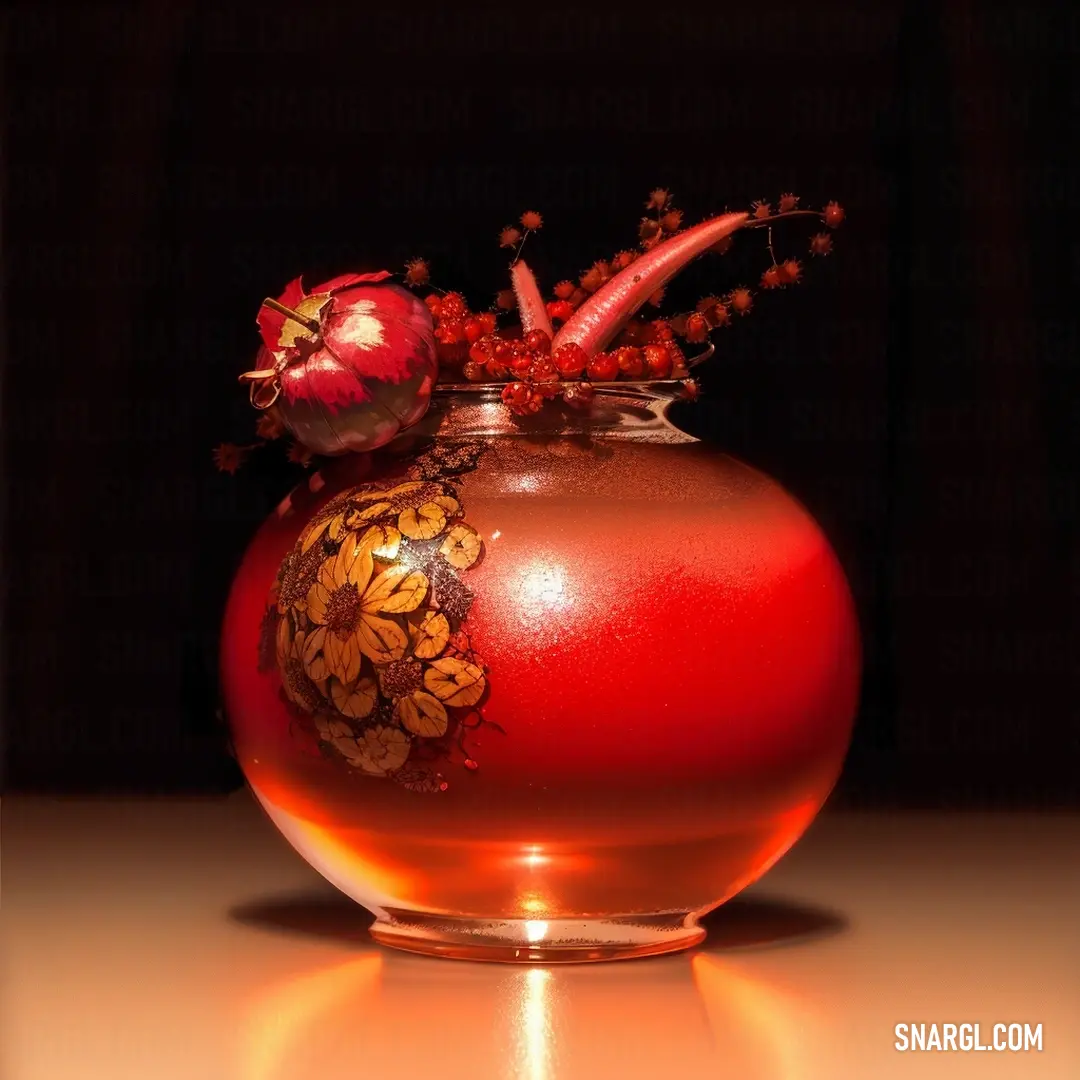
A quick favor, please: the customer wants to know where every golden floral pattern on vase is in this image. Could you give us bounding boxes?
[258,445,500,793]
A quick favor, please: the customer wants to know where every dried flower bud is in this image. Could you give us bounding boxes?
[752,200,772,220]
[520,210,543,231]
[213,442,248,474]
[638,217,661,240]
[646,188,671,210]
[659,209,683,232]
[810,232,834,257]
[553,280,576,300]
[823,201,845,228]
[706,302,731,328]
[684,312,710,344]
[761,265,783,289]
[729,287,753,315]
[779,258,802,284]
[499,226,522,249]
[403,257,430,286]
[778,193,799,213]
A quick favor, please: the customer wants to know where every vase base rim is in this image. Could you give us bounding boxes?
[368,909,705,964]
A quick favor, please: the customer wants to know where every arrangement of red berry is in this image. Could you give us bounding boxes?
[215,189,845,470]
[405,191,844,416]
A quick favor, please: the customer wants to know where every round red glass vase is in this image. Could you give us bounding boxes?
[221,388,860,962]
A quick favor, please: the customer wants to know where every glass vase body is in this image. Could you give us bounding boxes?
[221,389,860,962]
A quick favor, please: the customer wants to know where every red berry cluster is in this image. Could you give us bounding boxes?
[405,189,845,417]
[425,292,498,368]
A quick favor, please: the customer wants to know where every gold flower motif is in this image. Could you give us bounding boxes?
[332,723,412,776]
[302,537,429,681]
[265,446,496,791]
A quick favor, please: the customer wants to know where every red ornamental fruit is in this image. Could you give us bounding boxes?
[435,319,465,344]
[463,318,485,344]
[424,293,443,319]
[525,328,552,354]
[463,360,487,382]
[242,271,437,455]
[587,351,619,381]
[562,380,595,407]
[530,358,560,384]
[684,313,710,344]
[554,280,576,300]
[486,355,511,379]
[509,352,533,377]
[477,311,498,334]
[546,299,575,323]
[440,293,468,321]
[615,345,645,378]
[553,342,588,379]
[468,339,494,366]
[501,381,542,415]
[643,344,672,379]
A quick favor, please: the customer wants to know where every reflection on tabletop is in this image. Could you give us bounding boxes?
[234,892,840,1080]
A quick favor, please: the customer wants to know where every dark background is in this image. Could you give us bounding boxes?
[2,1,1076,803]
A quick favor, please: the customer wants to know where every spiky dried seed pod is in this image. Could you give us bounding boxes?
[684,312,710,343]
[499,226,522,249]
[761,265,783,289]
[752,200,772,220]
[823,201,845,228]
[646,188,671,210]
[729,287,753,315]
[779,258,802,284]
[520,210,543,231]
[639,217,661,240]
[660,209,683,232]
[403,257,430,286]
[810,232,834,257]
[778,193,799,213]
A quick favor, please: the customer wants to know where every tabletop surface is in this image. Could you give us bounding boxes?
[4,794,1078,1080]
